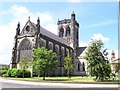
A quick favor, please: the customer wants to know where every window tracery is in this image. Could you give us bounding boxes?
[65,25,70,37]
[19,39,31,50]
[18,39,32,63]
[83,62,85,71]
[59,26,64,37]
[78,63,80,71]
[26,25,30,32]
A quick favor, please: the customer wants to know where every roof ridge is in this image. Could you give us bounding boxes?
[31,21,69,46]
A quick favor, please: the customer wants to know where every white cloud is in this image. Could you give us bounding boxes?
[91,33,109,43]
[0,5,57,64]
[79,33,109,47]
[0,22,16,64]
[10,5,29,18]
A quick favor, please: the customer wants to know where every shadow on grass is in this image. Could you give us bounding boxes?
[45,79,70,81]
[102,79,119,82]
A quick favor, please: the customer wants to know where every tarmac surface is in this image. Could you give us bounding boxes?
[0,77,119,90]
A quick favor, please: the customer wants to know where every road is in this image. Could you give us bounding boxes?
[0,77,119,90]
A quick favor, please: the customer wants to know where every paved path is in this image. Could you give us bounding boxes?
[0,77,119,89]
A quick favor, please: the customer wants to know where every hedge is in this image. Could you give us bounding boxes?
[0,70,7,76]
[2,68,31,78]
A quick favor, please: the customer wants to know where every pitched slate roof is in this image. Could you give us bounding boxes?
[40,27,69,46]
[21,20,69,46]
[76,47,87,57]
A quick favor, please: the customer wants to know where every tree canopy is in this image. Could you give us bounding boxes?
[19,55,28,78]
[64,53,73,78]
[19,55,28,70]
[85,40,111,81]
[115,63,120,73]
[32,47,58,80]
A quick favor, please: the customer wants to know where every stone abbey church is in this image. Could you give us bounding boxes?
[11,12,87,76]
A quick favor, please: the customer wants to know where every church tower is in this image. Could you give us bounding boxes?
[57,12,79,50]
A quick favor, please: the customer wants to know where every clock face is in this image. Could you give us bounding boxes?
[26,26,30,32]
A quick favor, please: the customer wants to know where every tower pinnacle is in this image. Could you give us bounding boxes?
[28,16,30,21]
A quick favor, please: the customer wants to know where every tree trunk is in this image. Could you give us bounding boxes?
[30,67,33,77]
[43,71,45,80]
[67,70,70,78]
[38,72,40,77]
[23,70,25,78]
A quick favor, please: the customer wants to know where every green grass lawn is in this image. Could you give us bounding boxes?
[6,76,119,84]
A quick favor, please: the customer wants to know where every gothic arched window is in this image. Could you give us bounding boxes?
[65,25,70,37]
[18,39,32,63]
[19,39,31,50]
[76,30,78,40]
[59,26,64,37]
[48,42,53,50]
[55,45,59,54]
[78,63,80,71]
[40,39,46,48]
[83,62,85,71]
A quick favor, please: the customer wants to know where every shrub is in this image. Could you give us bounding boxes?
[11,68,18,77]
[15,69,23,78]
[0,70,7,76]
[24,70,31,78]
[6,69,12,77]
[2,74,8,77]
[15,69,31,78]
[3,68,31,78]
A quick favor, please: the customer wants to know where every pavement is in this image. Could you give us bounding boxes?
[0,77,119,89]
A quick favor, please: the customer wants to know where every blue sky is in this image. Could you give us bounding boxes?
[0,2,118,64]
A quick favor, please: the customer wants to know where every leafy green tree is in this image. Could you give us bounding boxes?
[19,55,28,78]
[115,63,120,73]
[64,53,73,78]
[85,40,111,81]
[33,47,58,80]
[28,58,35,77]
